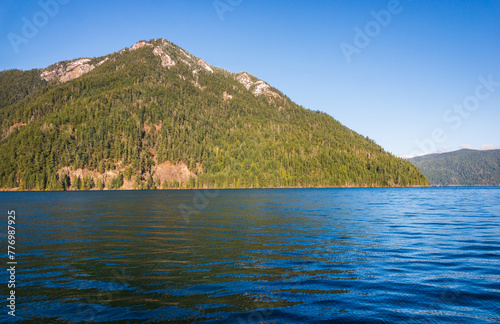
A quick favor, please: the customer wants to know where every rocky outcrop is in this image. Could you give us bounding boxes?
[41,58,95,82]
[253,81,271,95]
[2,123,27,140]
[198,59,213,73]
[180,49,192,59]
[236,72,283,99]
[153,46,176,68]
[97,58,109,66]
[153,162,196,184]
[130,41,152,51]
[180,59,192,67]
[57,161,196,190]
[237,72,253,89]
[57,166,119,189]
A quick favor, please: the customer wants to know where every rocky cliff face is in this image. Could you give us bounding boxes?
[153,46,176,68]
[41,58,95,82]
[236,72,283,100]
[40,39,284,102]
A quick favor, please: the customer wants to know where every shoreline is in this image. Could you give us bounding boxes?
[3,185,500,192]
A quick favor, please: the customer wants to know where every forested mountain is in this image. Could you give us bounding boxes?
[409,149,500,186]
[0,38,428,190]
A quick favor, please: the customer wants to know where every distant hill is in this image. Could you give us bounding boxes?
[409,149,500,186]
[0,38,428,190]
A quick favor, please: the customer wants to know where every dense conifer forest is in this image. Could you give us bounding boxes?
[409,149,500,186]
[0,39,428,190]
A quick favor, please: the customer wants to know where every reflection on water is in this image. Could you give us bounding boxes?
[1,187,499,323]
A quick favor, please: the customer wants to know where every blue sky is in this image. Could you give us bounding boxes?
[1,0,499,157]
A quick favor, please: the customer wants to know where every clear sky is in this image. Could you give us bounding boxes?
[1,0,499,157]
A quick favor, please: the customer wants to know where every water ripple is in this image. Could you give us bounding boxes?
[0,187,499,323]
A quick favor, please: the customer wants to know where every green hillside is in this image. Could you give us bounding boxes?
[0,38,428,190]
[409,149,500,186]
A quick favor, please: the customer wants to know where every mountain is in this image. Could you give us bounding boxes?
[0,38,428,190]
[409,149,500,186]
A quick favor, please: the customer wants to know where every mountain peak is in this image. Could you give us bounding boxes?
[39,38,285,102]
[129,40,152,51]
[0,37,429,190]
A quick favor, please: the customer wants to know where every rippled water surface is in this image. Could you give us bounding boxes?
[1,187,499,323]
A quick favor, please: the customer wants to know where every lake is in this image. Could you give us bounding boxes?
[1,187,499,323]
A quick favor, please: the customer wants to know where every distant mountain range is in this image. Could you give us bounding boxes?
[0,38,428,190]
[409,149,500,186]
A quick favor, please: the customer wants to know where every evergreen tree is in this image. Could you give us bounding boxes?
[0,38,429,190]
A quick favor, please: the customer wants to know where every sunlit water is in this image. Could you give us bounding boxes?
[1,187,499,323]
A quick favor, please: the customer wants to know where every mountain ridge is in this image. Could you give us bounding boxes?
[409,149,500,186]
[0,38,428,190]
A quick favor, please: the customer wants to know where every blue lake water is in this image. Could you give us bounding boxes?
[0,187,499,323]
